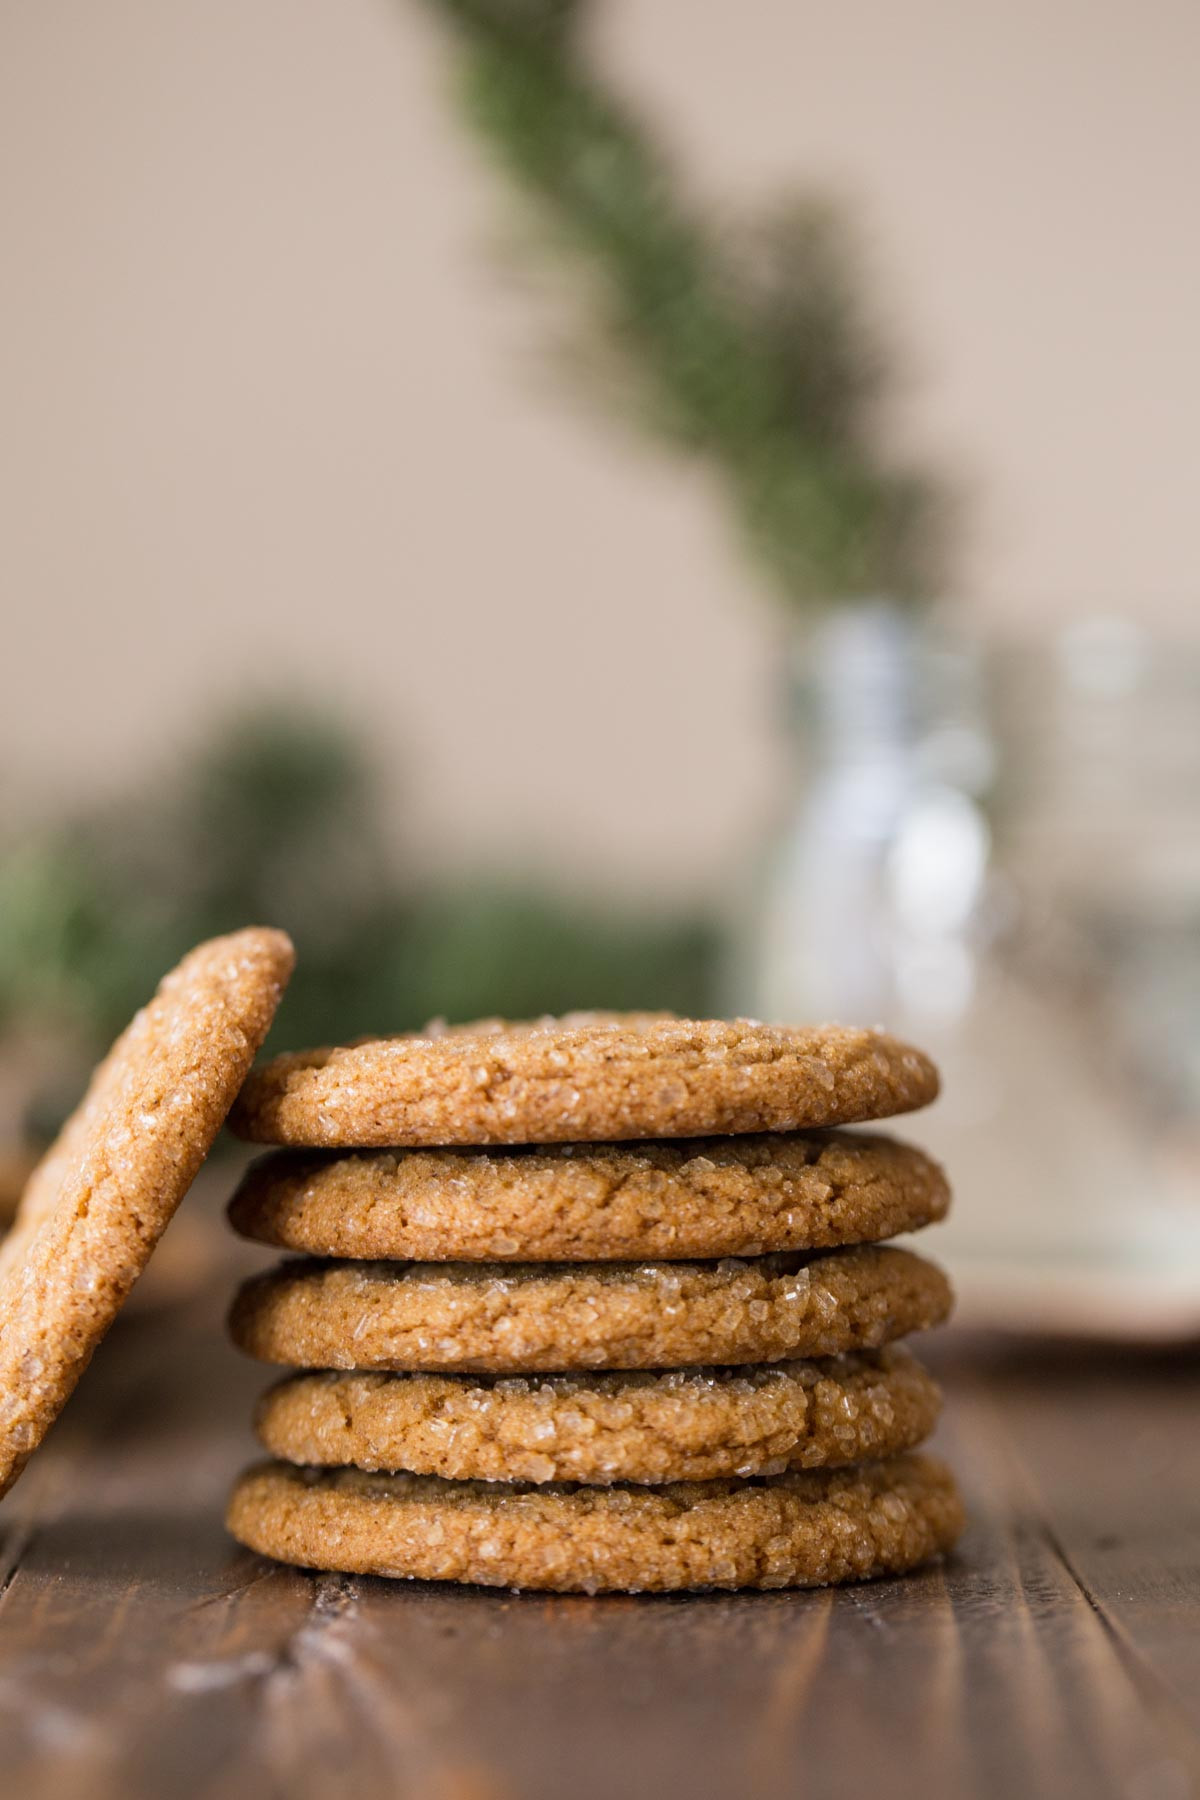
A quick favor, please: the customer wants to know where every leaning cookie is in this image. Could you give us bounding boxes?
[253,1346,942,1485]
[0,928,294,1497]
[228,1015,939,1148]
[227,1453,964,1592]
[229,1130,949,1263]
[228,1244,952,1374]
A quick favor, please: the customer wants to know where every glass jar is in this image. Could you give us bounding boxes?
[733,604,1200,1337]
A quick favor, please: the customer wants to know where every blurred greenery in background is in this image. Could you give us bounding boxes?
[0,708,717,1144]
[425,0,953,608]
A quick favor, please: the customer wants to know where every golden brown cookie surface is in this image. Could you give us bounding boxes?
[228,1244,952,1374]
[253,1346,941,1484]
[228,1015,939,1148]
[228,1129,949,1262]
[0,927,294,1496]
[227,1452,964,1591]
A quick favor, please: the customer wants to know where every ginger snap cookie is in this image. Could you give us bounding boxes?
[229,1129,949,1264]
[228,1015,939,1148]
[228,1244,952,1374]
[253,1345,941,1485]
[0,927,293,1497]
[227,1451,964,1591]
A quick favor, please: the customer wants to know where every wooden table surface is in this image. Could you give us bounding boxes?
[1,1262,1197,1800]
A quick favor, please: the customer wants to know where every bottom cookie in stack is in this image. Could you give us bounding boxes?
[228,1454,962,1595]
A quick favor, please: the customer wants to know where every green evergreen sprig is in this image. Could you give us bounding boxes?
[425,0,951,605]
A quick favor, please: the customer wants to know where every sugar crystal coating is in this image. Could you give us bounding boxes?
[226,1452,965,1591]
[253,1346,942,1483]
[229,1015,940,1148]
[228,1244,953,1374]
[228,1128,949,1262]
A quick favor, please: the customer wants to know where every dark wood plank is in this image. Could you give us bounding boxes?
[946,1343,1200,1787]
[0,1289,1196,1800]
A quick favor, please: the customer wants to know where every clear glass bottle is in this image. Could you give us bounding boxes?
[735,599,992,1030]
[733,605,1200,1337]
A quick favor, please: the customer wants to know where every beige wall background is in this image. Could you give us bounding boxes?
[2,0,1197,897]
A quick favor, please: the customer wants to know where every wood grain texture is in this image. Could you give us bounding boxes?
[0,1280,1196,1800]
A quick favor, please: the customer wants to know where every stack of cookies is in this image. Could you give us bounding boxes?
[224,1015,963,1593]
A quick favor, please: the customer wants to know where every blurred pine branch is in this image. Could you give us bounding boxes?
[424,0,954,605]
[0,705,717,1142]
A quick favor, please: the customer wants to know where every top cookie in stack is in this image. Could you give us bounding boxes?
[227,1014,940,1150]
[225,1015,962,1593]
